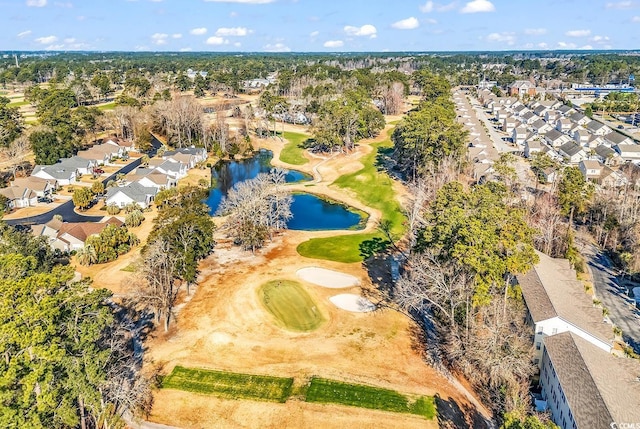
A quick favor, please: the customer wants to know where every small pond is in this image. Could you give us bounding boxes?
[206,150,365,231]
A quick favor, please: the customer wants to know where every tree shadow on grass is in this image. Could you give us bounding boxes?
[435,394,491,429]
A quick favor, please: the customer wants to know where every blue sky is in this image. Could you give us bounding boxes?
[1,0,639,52]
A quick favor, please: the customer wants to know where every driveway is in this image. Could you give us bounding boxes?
[583,244,640,354]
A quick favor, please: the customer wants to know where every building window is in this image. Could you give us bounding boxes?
[537,325,543,334]
[552,328,558,335]
[536,342,541,350]
[534,358,539,365]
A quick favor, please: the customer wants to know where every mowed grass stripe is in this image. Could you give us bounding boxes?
[259,280,324,332]
[162,366,294,403]
[305,377,436,419]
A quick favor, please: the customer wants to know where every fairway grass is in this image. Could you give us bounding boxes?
[297,128,405,263]
[162,366,294,403]
[97,102,116,111]
[306,377,436,419]
[161,367,436,419]
[280,131,309,165]
[258,280,324,332]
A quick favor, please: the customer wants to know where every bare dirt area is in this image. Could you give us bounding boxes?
[143,126,489,428]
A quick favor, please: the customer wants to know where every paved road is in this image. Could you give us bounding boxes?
[584,244,640,354]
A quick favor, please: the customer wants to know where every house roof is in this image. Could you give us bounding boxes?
[163,147,205,157]
[0,186,34,200]
[32,164,76,180]
[586,121,609,132]
[557,105,575,115]
[522,111,536,120]
[57,217,123,242]
[532,119,548,129]
[59,156,93,169]
[517,251,613,344]
[603,131,631,145]
[545,129,565,142]
[594,145,617,159]
[106,182,158,204]
[544,332,640,428]
[559,141,584,157]
[568,112,586,123]
[11,176,52,192]
[526,140,542,149]
[513,126,527,135]
[615,144,640,154]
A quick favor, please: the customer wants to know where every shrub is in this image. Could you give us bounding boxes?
[106,204,121,215]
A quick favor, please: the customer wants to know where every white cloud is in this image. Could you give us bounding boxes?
[263,42,291,52]
[45,44,65,50]
[204,0,275,3]
[180,47,192,52]
[215,27,251,36]
[151,33,168,45]
[425,18,438,24]
[206,36,229,45]
[633,15,640,21]
[557,41,577,49]
[323,40,344,48]
[392,17,420,30]
[565,29,591,37]
[591,35,610,42]
[63,37,75,43]
[486,32,516,45]
[234,42,241,47]
[172,33,182,39]
[420,0,433,12]
[580,45,593,50]
[35,35,58,44]
[460,0,495,13]
[229,11,238,17]
[310,30,319,37]
[537,42,548,49]
[606,1,635,9]
[524,28,546,36]
[344,24,377,38]
[437,2,457,11]
[26,0,47,6]
[190,27,207,35]
[17,30,32,38]
[54,1,73,7]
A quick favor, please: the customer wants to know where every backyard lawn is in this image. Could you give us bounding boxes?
[258,280,324,332]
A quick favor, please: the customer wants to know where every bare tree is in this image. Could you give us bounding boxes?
[134,239,179,332]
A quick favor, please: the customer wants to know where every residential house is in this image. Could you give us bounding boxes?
[163,147,207,164]
[586,121,612,136]
[127,169,177,190]
[147,159,188,179]
[512,104,529,118]
[532,119,554,135]
[599,167,627,188]
[614,144,640,162]
[0,186,37,209]
[533,104,550,118]
[473,162,494,182]
[30,217,63,241]
[558,142,587,164]
[77,144,125,166]
[556,104,575,116]
[568,112,590,126]
[540,332,640,429]
[51,217,124,252]
[494,109,508,122]
[10,176,56,197]
[603,131,633,147]
[512,126,528,146]
[517,251,613,367]
[508,80,536,97]
[502,117,519,134]
[59,156,97,176]
[524,139,544,158]
[573,129,590,146]
[103,136,137,153]
[545,110,560,124]
[540,167,558,183]
[32,164,77,186]
[594,145,621,166]
[585,135,605,149]
[578,160,603,182]
[520,111,538,125]
[555,118,572,134]
[545,129,572,148]
[105,182,158,209]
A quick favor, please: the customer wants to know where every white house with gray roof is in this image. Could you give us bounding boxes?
[105,182,158,209]
[32,164,77,186]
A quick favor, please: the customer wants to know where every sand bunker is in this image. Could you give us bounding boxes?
[296,267,359,289]
[329,294,376,313]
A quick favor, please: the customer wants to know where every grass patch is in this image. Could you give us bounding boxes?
[305,377,435,419]
[97,102,116,111]
[8,100,28,108]
[280,131,310,165]
[120,263,136,272]
[162,366,294,403]
[297,128,405,262]
[258,280,324,332]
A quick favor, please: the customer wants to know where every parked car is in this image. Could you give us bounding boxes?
[93,168,105,174]
[618,125,625,130]
[37,196,53,204]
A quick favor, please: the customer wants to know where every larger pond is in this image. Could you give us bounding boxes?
[206,150,365,231]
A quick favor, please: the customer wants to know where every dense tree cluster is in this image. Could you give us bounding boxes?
[0,223,151,428]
